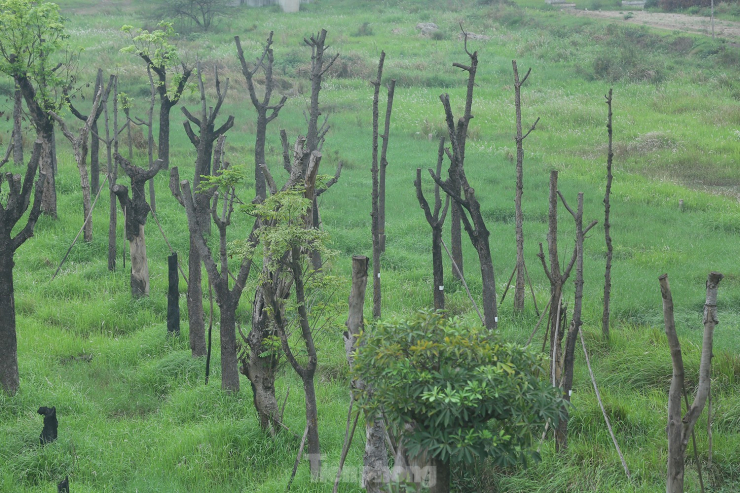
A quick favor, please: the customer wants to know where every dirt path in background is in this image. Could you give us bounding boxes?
[566,9,740,39]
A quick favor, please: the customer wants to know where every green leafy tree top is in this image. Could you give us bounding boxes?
[354,309,566,466]
[0,0,73,112]
[121,21,191,102]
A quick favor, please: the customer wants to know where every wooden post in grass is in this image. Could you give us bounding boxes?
[167,253,180,335]
[661,272,722,493]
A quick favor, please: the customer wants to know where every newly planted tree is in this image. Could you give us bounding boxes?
[602,89,614,340]
[122,21,193,168]
[354,310,565,492]
[0,141,45,394]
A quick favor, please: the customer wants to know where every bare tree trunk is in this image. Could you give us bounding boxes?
[244,288,279,429]
[235,33,287,202]
[188,236,206,356]
[0,141,44,395]
[554,192,597,452]
[371,53,384,319]
[662,272,722,493]
[378,76,395,253]
[128,224,150,296]
[602,89,614,340]
[512,60,539,314]
[113,154,164,298]
[343,256,390,490]
[12,86,23,166]
[0,250,19,394]
[106,77,119,272]
[167,253,180,335]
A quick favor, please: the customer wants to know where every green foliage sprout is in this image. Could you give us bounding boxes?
[354,310,567,467]
[0,0,73,112]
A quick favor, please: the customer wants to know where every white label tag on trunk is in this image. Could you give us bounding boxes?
[377,273,380,279]
[439,286,444,291]
[494,316,499,323]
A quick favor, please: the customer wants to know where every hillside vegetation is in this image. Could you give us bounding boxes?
[1,0,740,491]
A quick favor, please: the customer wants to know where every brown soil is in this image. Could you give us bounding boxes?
[566,9,740,39]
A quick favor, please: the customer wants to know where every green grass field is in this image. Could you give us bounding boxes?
[1,0,740,491]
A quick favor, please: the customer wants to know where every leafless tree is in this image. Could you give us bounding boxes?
[0,141,45,394]
[370,51,395,318]
[112,153,165,297]
[661,272,722,493]
[429,93,499,330]
[174,62,234,357]
[51,79,112,243]
[512,60,539,314]
[602,89,614,340]
[415,139,450,310]
[553,191,597,451]
[235,32,287,201]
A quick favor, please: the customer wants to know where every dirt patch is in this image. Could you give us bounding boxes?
[566,9,740,39]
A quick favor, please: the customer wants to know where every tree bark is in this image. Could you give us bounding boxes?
[662,272,722,493]
[129,224,150,296]
[188,235,206,356]
[12,86,23,166]
[244,288,279,430]
[0,248,19,394]
[602,89,614,340]
[343,256,390,490]
[167,253,180,335]
[0,141,44,395]
[219,298,240,392]
[371,53,384,319]
[512,60,539,314]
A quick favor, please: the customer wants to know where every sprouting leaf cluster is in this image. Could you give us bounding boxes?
[0,0,76,112]
[121,21,180,71]
[354,309,567,467]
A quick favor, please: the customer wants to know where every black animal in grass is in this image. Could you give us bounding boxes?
[57,476,69,492]
[37,406,58,444]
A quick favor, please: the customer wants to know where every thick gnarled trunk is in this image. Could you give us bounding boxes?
[129,224,149,297]
[0,247,19,394]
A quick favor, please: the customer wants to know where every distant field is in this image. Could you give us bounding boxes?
[2,0,740,491]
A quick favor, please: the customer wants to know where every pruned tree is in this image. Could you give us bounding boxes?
[173,61,233,358]
[234,31,287,201]
[112,153,165,297]
[0,0,75,219]
[129,67,158,213]
[370,51,395,319]
[0,141,45,394]
[65,69,111,196]
[537,171,572,391]
[415,138,450,311]
[173,140,257,392]
[429,93,499,330]
[121,21,194,168]
[101,76,121,271]
[51,78,112,243]
[447,31,479,281]
[553,191,597,451]
[511,60,539,314]
[302,29,339,270]
[661,272,722,493]
[602,89,614,340]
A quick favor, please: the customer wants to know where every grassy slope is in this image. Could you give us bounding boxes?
[1,0,740,491]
